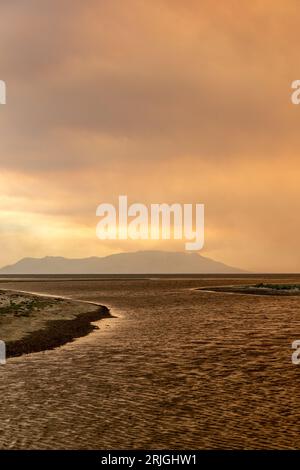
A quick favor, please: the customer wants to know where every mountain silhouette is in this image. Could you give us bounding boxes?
[0,251,245,274]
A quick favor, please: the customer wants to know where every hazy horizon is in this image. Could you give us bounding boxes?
[0,249,246,275]
[1,249,300,274]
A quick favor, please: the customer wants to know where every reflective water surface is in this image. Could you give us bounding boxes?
[0,276,300,449]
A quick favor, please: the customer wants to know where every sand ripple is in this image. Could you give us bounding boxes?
[0,277,300,449]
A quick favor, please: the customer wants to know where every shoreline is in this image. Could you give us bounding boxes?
[0,289,111,359]
[197,285,300,296]
[6,305,111,358]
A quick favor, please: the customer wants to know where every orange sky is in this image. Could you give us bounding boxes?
[0,0,300,272]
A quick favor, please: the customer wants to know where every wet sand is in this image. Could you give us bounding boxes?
[1,275,300,449]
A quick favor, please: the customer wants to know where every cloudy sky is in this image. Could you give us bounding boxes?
[0,0,300,271]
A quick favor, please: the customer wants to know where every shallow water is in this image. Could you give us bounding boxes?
[0,276,300,449]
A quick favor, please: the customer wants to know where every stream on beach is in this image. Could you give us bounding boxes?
[0,275,300,449]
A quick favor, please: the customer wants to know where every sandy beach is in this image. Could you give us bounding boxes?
[0,289,110,358]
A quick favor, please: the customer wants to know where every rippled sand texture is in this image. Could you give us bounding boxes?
[1,276,300,449]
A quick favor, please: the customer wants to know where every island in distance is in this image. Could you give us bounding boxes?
[0,250,245,275]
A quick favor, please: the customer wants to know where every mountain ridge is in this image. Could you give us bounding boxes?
[0,250,245,274]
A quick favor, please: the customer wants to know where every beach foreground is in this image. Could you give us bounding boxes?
[0,275,300,449]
